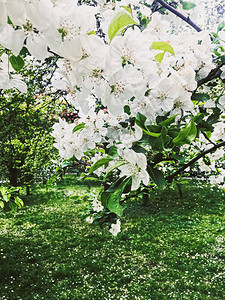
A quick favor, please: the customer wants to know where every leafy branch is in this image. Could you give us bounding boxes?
[166,140,225,182]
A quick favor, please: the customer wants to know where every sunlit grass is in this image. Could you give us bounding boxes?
[0,176,224,299]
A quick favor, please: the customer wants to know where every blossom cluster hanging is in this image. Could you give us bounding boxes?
[0,0,224,235]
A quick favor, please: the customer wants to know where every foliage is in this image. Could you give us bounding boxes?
[0,57,60,191]
[0,186,23,211]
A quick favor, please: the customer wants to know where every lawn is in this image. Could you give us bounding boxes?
[0,175,224,300]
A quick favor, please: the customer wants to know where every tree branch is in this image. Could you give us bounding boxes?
[197,61,225,88]
[202,132,217,146]
[166,140,225,182]
[156,0,202,32]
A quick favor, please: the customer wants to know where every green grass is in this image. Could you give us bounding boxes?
[0,176,224,300]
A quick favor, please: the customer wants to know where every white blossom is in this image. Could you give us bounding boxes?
[92,199,104,212]
[109,219,121,236]
[119,149,149,191]
[86,216,94,224]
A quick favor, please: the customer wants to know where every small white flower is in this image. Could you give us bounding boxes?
[86,216,94,224]
[150,76,180,112]
[92,199,104,212]
[109,219,121,236]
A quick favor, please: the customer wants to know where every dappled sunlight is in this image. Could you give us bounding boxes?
[0,176,224,299]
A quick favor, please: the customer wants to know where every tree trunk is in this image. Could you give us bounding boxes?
[9,167,19,187]
[142,189,150,206]
[176,182,183,199]
[26,185,31,196]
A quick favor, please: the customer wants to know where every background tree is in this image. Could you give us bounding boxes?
[0,56,62,194]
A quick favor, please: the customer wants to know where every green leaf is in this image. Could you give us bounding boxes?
[191,93,210,102]
[7,16,13,25]
[9,55,25,71]
[106,192,126,217]
[73,123,85,133]
[143,129,161,138]
[151,41,175,56]
[108,11,138,42]
[160,126,169,146]
[136,112,147,129]
[150,127,168,150]
[152,135,164,151]
[9,202,17,211]
[197,120,213,132]
[192,113,205,124]
[140,16,151,29]
[155,52,165,62]
[55,166,61,172]
[14,196,24,208]
[136,112,161,137]
[89,156,114,174]
[108,145,118,156]
[96,148,105,154]
[19,46,30,57]
[0,200,4,209]
[182,1,196,10]
[168,128,180,138]
[101,177,131,216]
[147,166,166,188]
[88,30,96,35]
[206,131,212,139]
[173,120,197,146]
[172,154,186,162]
[159,115,177,127]
[132,144,147,154]
[121,5,132,15]
[217,21,225,32]
[60,163,69,170]
[155,131,171,150]
[107,177,126,193]
[9,187,21,193]
[146,125,161,133]
[207,110,220,124]
[61,161,72,168]
[124,105,131,115]
[0,187,10,202]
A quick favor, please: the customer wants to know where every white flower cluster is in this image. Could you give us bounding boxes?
[0,0,224,235]
[0,0,222,189]
[198,117,225,187]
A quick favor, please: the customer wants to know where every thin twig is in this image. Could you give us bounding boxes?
[177,108,184,128]
[202,132,217,146]
[156,0,202,32]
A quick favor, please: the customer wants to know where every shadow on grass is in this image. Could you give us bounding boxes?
[0,177,224,299]
[125,180,225,218]
[57,174,102,189]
